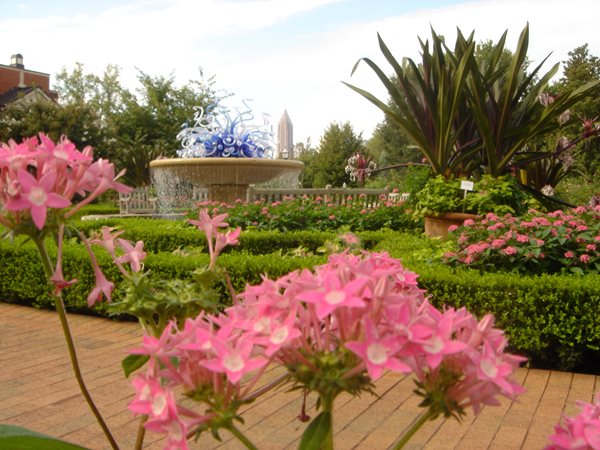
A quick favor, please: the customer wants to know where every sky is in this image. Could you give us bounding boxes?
[1,0,599,149]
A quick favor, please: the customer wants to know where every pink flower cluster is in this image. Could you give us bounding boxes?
[546,393,600,449]
[445,208,600,274]
[129,247,524,447]
[0,134,131,230]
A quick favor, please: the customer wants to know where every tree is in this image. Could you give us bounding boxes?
[555,44,600,180]
[295,139,318,188]
[312,122,364,188]
[0,100,106,152]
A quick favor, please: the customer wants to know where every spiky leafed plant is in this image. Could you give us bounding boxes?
[343,28,476,179]
[461,23,599,178]
[346,25,598,184]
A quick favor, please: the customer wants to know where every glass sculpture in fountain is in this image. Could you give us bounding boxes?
[176,101,275,159]
[150,100,304,211]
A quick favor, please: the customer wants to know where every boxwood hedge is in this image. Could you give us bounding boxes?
[1,229,598,371]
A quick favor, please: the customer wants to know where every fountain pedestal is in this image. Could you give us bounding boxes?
[150,158,304,206]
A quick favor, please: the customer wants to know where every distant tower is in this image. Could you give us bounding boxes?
[277,110,294,159]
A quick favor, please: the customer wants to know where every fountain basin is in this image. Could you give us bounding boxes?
[150,158,304,205]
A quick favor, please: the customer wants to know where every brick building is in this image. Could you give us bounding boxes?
[0,54,58,107]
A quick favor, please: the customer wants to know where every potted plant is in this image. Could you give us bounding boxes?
[413,174,529,237]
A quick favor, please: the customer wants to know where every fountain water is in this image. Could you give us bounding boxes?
[150,101,303,211]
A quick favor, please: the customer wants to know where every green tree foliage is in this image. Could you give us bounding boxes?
[312,122,364,188]
[0,99,106,151]
[296,139,318,188]
[555,44,600,180]
[0,63,221,186]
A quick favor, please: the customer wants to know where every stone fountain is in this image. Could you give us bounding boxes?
[150,101,303,209]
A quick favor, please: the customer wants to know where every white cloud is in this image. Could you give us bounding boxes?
[0,0,598,146]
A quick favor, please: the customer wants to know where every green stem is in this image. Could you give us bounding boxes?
[33,237,120,450]
[390,409,436,450]
[321,395,335,450]
[134,415,147,450]
[228,424,259,450]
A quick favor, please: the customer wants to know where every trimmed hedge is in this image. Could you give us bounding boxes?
[72,218,392,254]
[0,239,325,315]
[377,235,600,370]
[2,230,599,371]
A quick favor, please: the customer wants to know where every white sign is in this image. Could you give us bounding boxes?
[460,180,475,191]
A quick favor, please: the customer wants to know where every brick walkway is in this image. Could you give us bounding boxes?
[1,302,598,449]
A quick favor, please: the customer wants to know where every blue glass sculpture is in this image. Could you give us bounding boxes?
[176,100,274,158]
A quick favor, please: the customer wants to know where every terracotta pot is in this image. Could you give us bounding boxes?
[424,212,479,238]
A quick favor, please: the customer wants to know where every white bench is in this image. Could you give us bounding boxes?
[119,187,157,214]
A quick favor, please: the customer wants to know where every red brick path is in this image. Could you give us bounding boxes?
[1,302,597,449]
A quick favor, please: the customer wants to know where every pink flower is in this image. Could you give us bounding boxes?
[516,234,530,243]
[487,222,505,231]
[115,239,147,272]
[346,318,411,380]
[130,374,205,450]
[49,224,77,295]
[502,246,517,256]
[580,254,591,264]
[545,393,600,450]
[81,233,114,306]
[491,239,506,249]
[340,232,360,245]
[463,219,476,226]
[448,225,459,232]
[587,244,596,252]
[5,169,70,229]
[188,209,229,240]
[329,214,335,220]
[564,251,575,259]
[201,334,267,384]
[214,227,241,256]
[297,272,368,319]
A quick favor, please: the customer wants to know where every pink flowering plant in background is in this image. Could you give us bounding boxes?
[444,207,600,274]
[190,192,414,233]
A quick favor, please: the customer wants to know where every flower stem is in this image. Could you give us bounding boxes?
[134,415,147,450]
[321,395,335,450]
[390,409,436,450]
[228,424,259,450]
[34,237,119,450]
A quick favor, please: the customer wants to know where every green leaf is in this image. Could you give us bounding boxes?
[298,411,332,450]
[121,354,150,378]
[0,424,88,449]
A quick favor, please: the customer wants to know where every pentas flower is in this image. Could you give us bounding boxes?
[188,209,240,269]
[126,217,525,448]
[297,271,368,319]
[130,374,207,450]
[409,308,525,417]
[0,134,132,230]
[201,334,268,384]
[545,393,600,449]
[115,238,147,273]
[346,318,411,380]
[49,224,77,296]
[81,233,114,306]
[5,169,70,229]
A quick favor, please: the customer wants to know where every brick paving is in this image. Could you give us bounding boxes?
[1,302,598,449]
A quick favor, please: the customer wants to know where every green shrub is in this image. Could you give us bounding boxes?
[2,230,599,371]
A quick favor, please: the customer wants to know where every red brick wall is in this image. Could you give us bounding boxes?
[0,66,50,95]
